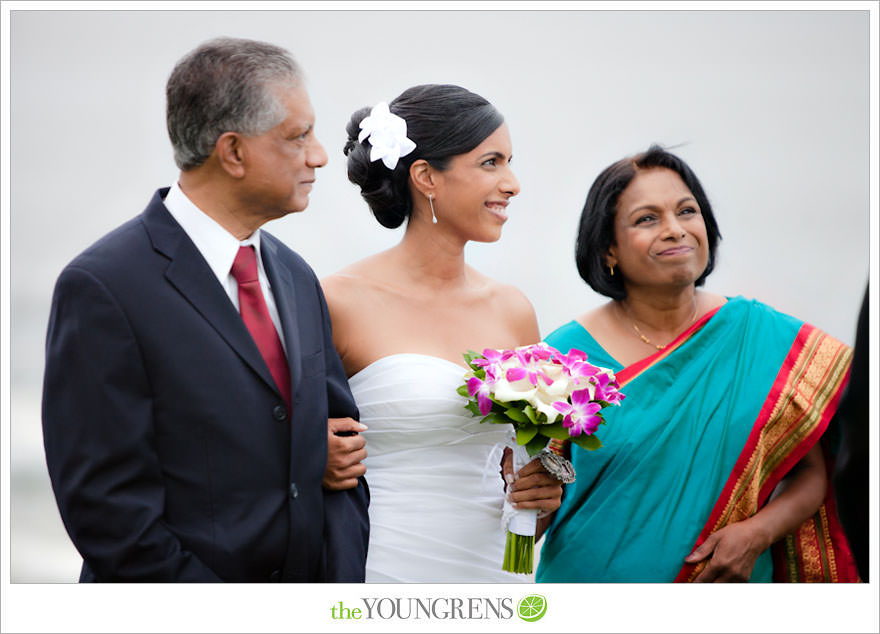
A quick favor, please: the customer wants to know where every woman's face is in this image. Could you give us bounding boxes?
[432,123,520,242]
[608,167,709,292]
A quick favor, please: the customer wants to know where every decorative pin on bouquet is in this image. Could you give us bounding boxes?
[457,343,625,574]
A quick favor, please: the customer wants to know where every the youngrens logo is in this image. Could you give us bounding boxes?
[517,595,547,622]
[329,595,547,622]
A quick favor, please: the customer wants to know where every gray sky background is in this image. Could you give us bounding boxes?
[3,5,876,634]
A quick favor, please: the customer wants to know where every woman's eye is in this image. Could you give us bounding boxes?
[634,214,655,225]
[482,158,497,167]
[680,207,697,216]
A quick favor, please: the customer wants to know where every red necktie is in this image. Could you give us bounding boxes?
[230,246,291,409]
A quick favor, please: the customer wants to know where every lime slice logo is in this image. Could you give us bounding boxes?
[517,594,547,622]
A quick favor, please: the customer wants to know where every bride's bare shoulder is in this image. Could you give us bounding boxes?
[321,252,394,300]
[468,268,540,344]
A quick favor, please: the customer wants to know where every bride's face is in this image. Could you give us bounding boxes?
[432,123,520,243]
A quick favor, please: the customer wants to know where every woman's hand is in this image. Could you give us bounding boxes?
[685,519,770,582]
[685,443,828,582]
[501,448,563,514]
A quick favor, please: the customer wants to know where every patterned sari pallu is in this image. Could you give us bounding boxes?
[536,296,860,583]
[675,322,858,582]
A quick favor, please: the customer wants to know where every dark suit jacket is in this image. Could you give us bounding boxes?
[42,189,369,582]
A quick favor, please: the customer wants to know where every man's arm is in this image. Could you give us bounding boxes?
[42,266,221,581]
[315,276,370,582]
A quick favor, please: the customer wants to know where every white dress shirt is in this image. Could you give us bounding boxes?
[163,182,287,351]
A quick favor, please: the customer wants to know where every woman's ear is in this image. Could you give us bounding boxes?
[214,131,246,178]
[605,246,618,270]
[409,159,436,199]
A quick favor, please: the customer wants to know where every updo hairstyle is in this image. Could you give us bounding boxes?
[574,145,722,300]
[344,84,504,228]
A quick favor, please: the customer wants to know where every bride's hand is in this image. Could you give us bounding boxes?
[503,454,563,514]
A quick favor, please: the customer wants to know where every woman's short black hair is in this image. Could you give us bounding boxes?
[574,145,722,300]
[343,84,504,228]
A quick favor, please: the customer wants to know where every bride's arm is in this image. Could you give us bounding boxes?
[319,274,357,375]
[497,285,562,537]
[499,284,541,347]
[319,274,369,491]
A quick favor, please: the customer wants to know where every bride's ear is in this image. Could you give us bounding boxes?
[409,159,437,200]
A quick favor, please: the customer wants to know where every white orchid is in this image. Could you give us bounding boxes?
[357,101,417,169]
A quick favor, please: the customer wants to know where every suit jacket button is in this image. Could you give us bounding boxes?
[273,404,287,422]
[289,482,299,499]
[269,569,281,582]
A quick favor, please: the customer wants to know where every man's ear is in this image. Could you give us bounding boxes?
[215,132,246,178]
[409,159,437,200]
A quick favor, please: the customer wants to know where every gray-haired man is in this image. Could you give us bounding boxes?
[42,37,369,582]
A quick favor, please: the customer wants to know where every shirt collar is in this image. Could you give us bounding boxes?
[163,181,264,282]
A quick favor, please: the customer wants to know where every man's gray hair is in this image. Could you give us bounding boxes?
[166,37,301,170]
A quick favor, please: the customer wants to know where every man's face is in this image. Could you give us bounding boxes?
[238,82,328,220]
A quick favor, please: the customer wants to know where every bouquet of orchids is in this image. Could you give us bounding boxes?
[457,343,625,574]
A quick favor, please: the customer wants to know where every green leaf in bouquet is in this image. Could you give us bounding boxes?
[525,434,548,457]
[484,412,512,426]
[462,350,482,367]
[504,407,529,423]
[464,401,482,417]
[572,433,602,451]
[595,399,612,409]
[538,422,572,440]
[516,426,538,445]
[523,405,539,425]
[456,384,470,398]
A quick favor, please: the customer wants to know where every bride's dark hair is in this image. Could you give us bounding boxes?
[344,84,504,228]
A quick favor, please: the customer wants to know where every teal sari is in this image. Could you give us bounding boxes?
[536,296,856,583]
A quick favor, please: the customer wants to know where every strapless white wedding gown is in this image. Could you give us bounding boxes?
[350,353,531,583]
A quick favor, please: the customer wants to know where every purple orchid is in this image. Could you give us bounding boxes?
[594,373,625,404]
[505,348,557,387]
[529,342,559,362]
[467,365,499,415]
[557,348,588,367]
[568,360,602,382]
[472,348,513,369]
[553,388,603,437]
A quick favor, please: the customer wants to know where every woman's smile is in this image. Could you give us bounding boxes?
[656,245,694,257]
[485,200,509,222]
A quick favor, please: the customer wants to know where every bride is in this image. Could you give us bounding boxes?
[321,84,562,582]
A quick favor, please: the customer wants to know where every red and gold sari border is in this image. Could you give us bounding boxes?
[616,306,722,387]
[676,324,854,582]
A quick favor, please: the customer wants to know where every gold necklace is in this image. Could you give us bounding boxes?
[622,299,698,350]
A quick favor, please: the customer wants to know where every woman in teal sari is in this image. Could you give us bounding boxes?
[536,146,858,583]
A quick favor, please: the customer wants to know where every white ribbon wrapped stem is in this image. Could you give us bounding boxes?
[502,440,538,537]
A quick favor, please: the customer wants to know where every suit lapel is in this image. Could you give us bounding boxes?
[261,235,302,398]
[140,190,282,399]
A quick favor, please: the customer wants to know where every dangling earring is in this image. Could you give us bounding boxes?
[608,264,614,276]
[429,194,438,224]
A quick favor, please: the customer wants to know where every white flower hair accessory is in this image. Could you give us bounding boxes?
[358,101,417,170]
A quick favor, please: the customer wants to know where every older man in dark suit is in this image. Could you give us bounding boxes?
[41,37,368,582]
